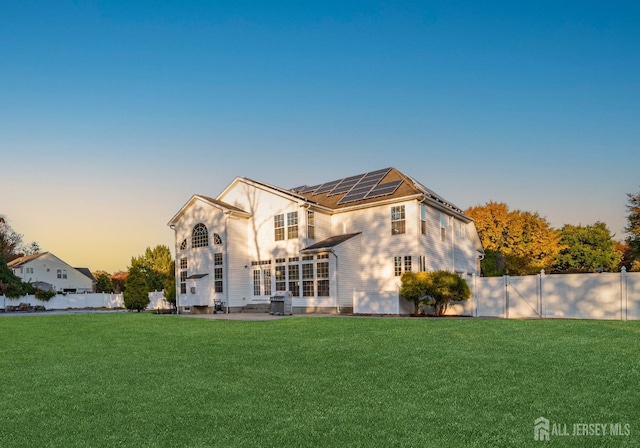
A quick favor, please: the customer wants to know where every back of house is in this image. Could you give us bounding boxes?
[168,167,483,314]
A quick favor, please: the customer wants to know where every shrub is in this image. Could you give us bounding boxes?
[34,288,56,301]
[400,270,471,316]
[423,270,471,316]
[124,265,149,312]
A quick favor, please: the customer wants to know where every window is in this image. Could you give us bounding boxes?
[391,206,406,235]
[264,270,272,296]
[440,214,448,242]
[287,212,298,239]
[57,269,67,279]
[317,261,329,296]
[458,221,466,239]
[302,262,314,297]
[288,264,300,297]
[214,253,223,265]
[26,267,34,274]
[419,256,426,272]
[394,256,413,276]
[404,256,412,273]
[192,223,209,248]
[214,268,223,293]
[275,264,286,292]
[213,233,222,245]
[253,270,261,296]
[421,204,427,235]
[307,210,315,239]
[179,258,187,294]
[394,257,402,277]
[274,214,285,241]
[179,239,187,251]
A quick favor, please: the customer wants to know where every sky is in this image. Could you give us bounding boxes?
[2,1,639,273]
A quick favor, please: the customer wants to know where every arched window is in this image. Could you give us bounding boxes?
[213,233,222,245]
[179,239,187,251]
[192,223,209,248]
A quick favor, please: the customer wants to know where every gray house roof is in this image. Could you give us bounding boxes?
[301,233,361,252]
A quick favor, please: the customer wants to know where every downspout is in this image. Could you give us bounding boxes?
[331,249,340,314]
[224,211,231,314]
[451,216,455,272]
[170,224,179,316]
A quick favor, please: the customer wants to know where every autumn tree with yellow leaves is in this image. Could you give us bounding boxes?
[465,202,562,276]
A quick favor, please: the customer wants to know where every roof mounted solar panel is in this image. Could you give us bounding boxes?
[365,179,403,199]
[314,180,342,195]
[297,184,320,194]
[328,175,363,195]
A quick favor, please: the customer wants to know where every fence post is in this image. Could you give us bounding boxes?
[472,273,478,317]
[504,275,509,319]
[539,269,545,318]
[621,267,627,321]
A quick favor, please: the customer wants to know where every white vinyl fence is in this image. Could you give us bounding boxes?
[354,269,640,320]
[1,291,171,311]
[470,269,640,320]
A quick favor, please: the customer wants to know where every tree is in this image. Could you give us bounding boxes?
[0,215,40,263]
[465,202,561,276]
[94,271,114,293]
[625,187,640,264]
[163,260,176,307]
[131,245,173,292]
[123,264,149,312]
[400,270,471,316]
[553,222,622,273]
[400,271,429,315]
[111,271,128,293]
[0,258,29,298]
[423,271,471,316]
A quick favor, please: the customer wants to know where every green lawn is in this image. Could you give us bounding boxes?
[0,314,638,447]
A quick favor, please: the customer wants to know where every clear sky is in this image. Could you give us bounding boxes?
[2,1,639,273]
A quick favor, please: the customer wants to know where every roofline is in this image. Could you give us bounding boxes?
[220,177,333,213]
[167,194,251,227]
[7,252,48,267]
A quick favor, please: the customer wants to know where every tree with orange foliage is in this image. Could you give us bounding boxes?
[465,202,561,276]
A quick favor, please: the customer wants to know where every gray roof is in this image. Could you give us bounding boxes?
[301,233,361,252]
[75,268,97,283]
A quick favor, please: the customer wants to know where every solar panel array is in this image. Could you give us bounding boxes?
[293,168,405,205]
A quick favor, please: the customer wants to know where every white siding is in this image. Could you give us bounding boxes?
[221,181,303,263]
[11,253,94,293]
[226,215,250,308]
[333,200,417,293]
[333,234,362,308]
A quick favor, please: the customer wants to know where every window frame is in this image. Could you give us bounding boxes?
[391,205,406,235]
[274,214,285,241]
[192,223,209,248]
[307,210,315,239]
[440,213,448,242]
[287,211,299,239]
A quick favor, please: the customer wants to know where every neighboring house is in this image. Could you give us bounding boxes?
[168,167,484,314]
[8,252,96,293]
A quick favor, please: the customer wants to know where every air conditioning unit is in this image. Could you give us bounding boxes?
[190,287,196,294]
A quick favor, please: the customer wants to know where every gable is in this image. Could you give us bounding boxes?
[168,194,250,227]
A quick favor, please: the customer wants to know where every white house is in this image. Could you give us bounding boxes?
[8,252,96,293]
[168,167,484,314]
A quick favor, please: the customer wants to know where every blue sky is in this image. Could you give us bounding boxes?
[3,1,639,272]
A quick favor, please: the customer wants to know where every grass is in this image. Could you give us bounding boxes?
[0,314,639,447]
